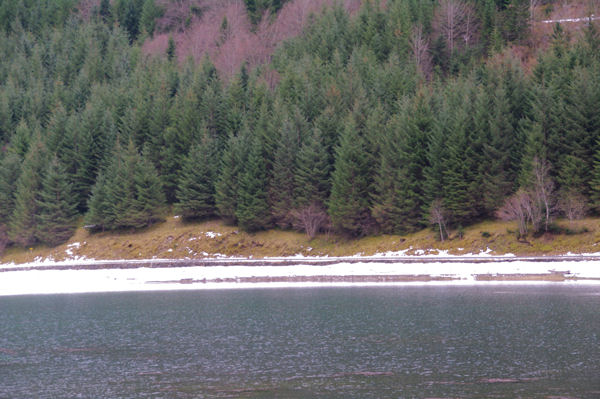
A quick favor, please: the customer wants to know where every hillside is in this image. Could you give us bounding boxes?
[2,215,599,265]
[0,0,599,256]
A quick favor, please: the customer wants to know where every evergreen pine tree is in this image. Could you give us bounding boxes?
[175,135,219,221]
[67,101,117,212]
[166,35,176,61]
[98,0,113,24]
[85,171,112,231]
[558,68,600,197]
[215,129,249,224]
[160,89,202,203]
[9,120,32,159]
[591,139,600,213]
[140,0,161,37]
[0,153,21,225]
[129,144,165,228]
[86,140,164,230]
[236,135,270,232]
[35,157,79,245]
[269,118,299,228]
[372,95,431,234]
[481,83,523,214]
[442,97,477,225]
[8,139,47,246]
[328,117,373,236]
[294,128,331,208]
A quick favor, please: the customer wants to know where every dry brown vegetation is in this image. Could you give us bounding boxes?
[518,0,600,67]
[1,215,599,265]
[142,0,362,79]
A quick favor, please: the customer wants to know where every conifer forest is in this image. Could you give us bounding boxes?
[0,0,599,250]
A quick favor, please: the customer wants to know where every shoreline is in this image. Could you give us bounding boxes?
[1,256,600,296]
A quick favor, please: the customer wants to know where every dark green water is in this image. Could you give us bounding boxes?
[1,286,599,398]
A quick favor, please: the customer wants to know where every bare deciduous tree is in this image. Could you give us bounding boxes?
[433,0,478,54]
[558,189,587,224]
[292,203,329,239]
[531,156,554,232]
[410,24,432,78]
[529,0,541,21]
[496,189,531,237]
[143,0,361,78]
[429,199,448,242]
[497,157,556,237]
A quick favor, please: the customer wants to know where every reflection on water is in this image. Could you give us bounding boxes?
[1,286,599,398]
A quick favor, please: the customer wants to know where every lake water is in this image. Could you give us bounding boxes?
[1,286,599,398]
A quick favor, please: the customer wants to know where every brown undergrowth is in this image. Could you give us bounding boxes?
[1,216,599,265]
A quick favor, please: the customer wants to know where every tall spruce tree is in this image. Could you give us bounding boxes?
[372,95,431,234]
[328,117,373,236]
[85,170,112,230]
[129,144,166,227]
[8,139,47,246]
[236,136,270,232]
[86,140,164,230]
[269,118,300,228]
[175,135,219,221]
[35,157,79,245]
[294,127,331,208]
[215,129,250,224]
[0,153,21,223]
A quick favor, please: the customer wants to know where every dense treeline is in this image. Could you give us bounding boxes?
[0,0,599,251]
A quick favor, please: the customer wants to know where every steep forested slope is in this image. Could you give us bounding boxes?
[0,0,599,253]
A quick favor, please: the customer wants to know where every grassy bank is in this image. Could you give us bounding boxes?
[1,216,599,265]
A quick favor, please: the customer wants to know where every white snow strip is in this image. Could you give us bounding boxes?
[542,16,600,24]
[1,260,599,296]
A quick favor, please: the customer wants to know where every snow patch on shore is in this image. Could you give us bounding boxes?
[1,259,599,296]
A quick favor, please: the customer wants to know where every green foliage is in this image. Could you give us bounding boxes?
[244,0,290,25]
[236,136,270,232]
[166,36,176,61]
[85,140,165,230]
[115,0,145,42]
[8,139,48,246]
[372,94,431,234]
[0,153,22,224]
[215,130,249,224]
[328,118,373,236]
[175,135,219,221]
[140,0,162,37]
[269,117,300,228]
[0,0,599,247]
[294,128,331,209]
[35,157,79,245]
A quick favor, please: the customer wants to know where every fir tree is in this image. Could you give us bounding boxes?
[85,171,111,230]
[166,35,176,61]
[269,118,299,228]
[8,139,47,246]
[129,144,165,228]
[328,118,373,236]
[372,95,431,233]
[140,0,161,37]
[236,136,270,232]
[0,153,21,224]
[175,135,219,221]
[215,130,249,224]
[86,140,164,230]
[35,157,79,245]
[592,140,600,213]
[294,128,331,208]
